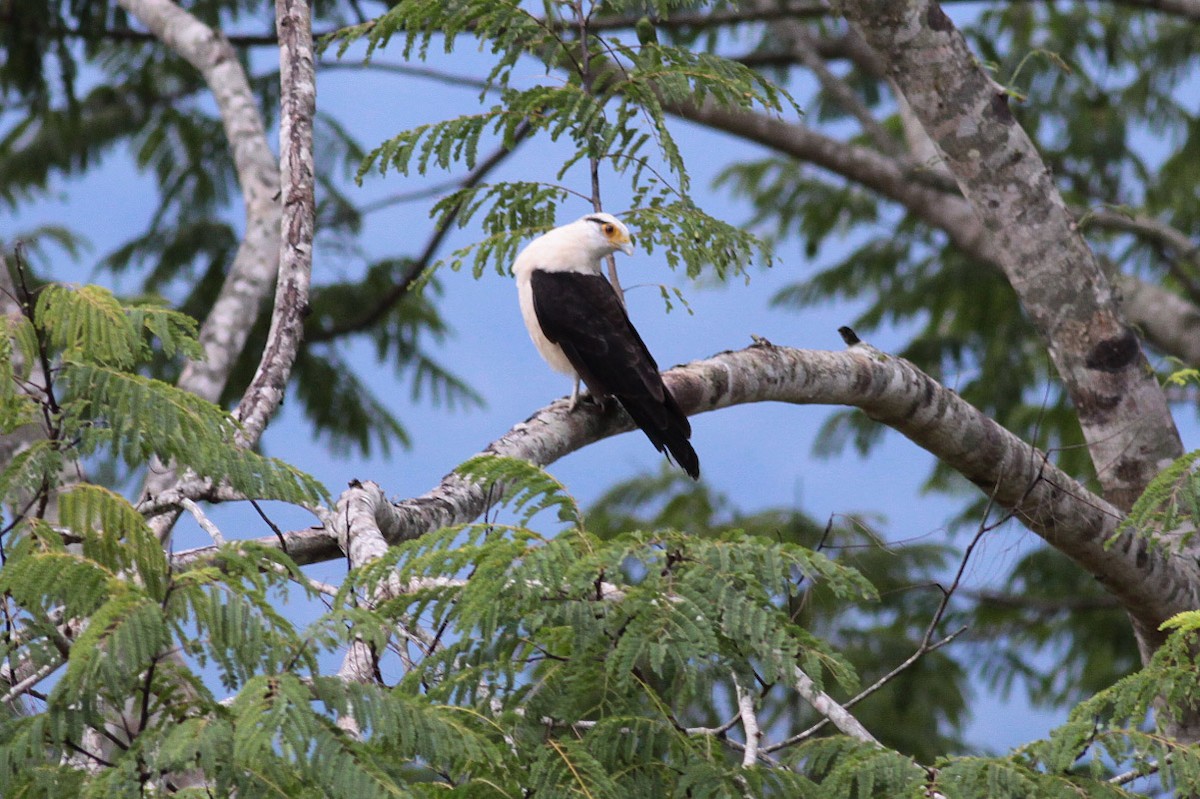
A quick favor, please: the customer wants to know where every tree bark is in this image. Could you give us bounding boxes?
[233,0,316,444]
[117,0,284,539]
[838,0,1183,513]
[115,0,281,406]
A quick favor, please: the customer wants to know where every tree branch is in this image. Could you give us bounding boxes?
[231,0,316,445]
[841,0,1182,513]
[115,0,281,407]
[169,342,1200,642]
[792,666,878,744]
[117,0,283,537]
[659,66,1200,372]
[732,673,763,766]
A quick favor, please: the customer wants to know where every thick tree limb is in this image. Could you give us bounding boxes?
[839,0,1182,512]
[118,0,283,537]
[169,343,1200,642]
[116,0,281,406]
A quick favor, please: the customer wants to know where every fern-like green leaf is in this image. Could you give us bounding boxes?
[456,454,582,528]
[61,363,327,505]
[59,484,169,600]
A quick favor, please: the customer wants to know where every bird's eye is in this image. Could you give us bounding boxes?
[603,223,615,235]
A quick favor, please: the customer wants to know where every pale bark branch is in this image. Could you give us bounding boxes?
[169,342,1200,641]
[232,0,316,445]
[0,659,60,709]
[116,0,283,540]
[792,666,878,744]
[733,674,763,767]
[331,482,395,735]
[841,0,1182,513]
[179,498,225,546]
[115,0,281,407]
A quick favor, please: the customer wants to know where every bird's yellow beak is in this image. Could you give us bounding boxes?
[616,232,634,256]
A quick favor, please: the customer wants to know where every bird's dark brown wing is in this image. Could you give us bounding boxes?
[530,269,699,478]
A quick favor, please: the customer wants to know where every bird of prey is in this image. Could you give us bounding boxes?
[513,212,700,479]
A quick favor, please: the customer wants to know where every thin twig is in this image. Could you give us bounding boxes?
[732,673,761,767]
[767,495,1012,753]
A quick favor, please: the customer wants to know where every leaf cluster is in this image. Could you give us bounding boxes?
[0,276,326,509]
[347,0,789,282]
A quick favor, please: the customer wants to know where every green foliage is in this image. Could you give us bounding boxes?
[0,281,327,506]
[586,469,968,762]
[1120,448,1200,549]
[347,0,789,284]
[7,0,1200,795]
[321,457,877,795]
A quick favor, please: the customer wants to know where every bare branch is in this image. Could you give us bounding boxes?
[1,659,60,708]
[732,674,762,767]
[332,482,396,736]
[117,0,283,541]
[1110,759,1163,785]
[115,0,281,407]
[316,59,493,92]
[232,0,317,445]
[179,498,225,546]
[169,342,1200,642]
[841,0,1182,513]
[792,666,878,744]
[767,495,1001,752]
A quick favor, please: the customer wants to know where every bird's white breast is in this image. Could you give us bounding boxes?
[516,269,576,375]
[512,221,609,378]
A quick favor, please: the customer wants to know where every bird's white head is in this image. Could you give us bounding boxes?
[513,211,636,278]
[573,212,635,258]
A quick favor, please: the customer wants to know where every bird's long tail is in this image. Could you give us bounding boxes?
[618,391,700,480]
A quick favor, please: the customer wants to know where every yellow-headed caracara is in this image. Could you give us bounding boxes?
[513,213,700,479]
